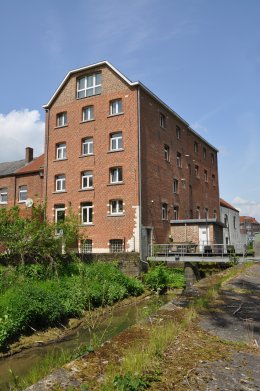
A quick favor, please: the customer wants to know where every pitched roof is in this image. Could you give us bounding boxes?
[240,216,259,224]
[43,61,218,152]
[15,154,44,174]
[0,159,26,177]
[220,198,239,212]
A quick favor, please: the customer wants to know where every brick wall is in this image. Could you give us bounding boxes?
[45,65,140,253]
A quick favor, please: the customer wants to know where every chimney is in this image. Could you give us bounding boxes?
[25,147,34,163]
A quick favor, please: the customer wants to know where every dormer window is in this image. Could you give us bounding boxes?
[77,73,101,99]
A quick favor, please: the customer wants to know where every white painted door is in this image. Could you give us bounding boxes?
[199,226,209,251]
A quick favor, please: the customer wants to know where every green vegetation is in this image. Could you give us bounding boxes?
[143,265,185,291]
[0,262,144,350]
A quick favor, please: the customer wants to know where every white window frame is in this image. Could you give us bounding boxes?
[82,137,94,156]
[55,175,66,192]
[19,185,27,202]
[110,167,123,184]
[173,179,179,194]
[177,152,182,168]
[56,143,67,160]
[81,171,93,189]
[82,106,94,122]
[81,202,93,225]
[162,203,168,220]
[110,199,123,215]
[110,99,122,115]
[164,144,170,161]
[55,206,66,223]
[77,73,101,99]
[110,132,123,151]
[0,187,8,204]
[57,112,67,127]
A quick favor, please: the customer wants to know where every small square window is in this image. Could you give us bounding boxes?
[110,99,122,115]
[56,143,66,160]
[81,171,93,189]
[110,167,123,183]
[56,112,67,127]
[173,206,179,220]
[110,132,123,151]
[82,137,94,155]
[109,239,124,253]
[82,106,94,121]
[55,175,66,192]
[82,239,92,253]
[176,125,181,139]
[0,188,8,204]
[110,199,123,215]
[160,113,166,128]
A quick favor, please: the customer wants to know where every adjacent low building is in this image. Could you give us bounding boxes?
[220,198,244,252]
[240,216,260,243]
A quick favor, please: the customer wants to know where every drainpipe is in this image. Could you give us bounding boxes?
[44,109,50,221]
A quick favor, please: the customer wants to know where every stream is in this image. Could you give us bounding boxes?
[0,293,174,390]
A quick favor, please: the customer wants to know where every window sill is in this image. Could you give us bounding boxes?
[80,119,95,124]
[18,201,26,204]
[76,93,101,100]
[79,154,95,158]
[0,202,7,205]
[107,182,125,186]
[107,213,125,217]
[52,191,67,194]
[107,112,124,118]
[53,158,68,162]
[54,125,68,129]
[80,223,94,226]
[78,188,94,192]
[107,149,124,154]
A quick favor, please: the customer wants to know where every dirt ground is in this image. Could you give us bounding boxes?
[26,263,260,391]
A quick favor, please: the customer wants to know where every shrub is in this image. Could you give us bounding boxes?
[143,266,184,291]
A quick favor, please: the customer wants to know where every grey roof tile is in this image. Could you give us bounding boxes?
[0,159,26,177]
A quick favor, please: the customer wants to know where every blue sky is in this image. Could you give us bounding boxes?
[1,0,260,218]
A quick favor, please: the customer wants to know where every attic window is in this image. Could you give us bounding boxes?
[77,73,101,99]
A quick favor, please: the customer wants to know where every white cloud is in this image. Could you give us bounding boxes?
[232,196,260,221]
[0,109,44,162]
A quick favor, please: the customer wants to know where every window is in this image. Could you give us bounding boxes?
[213,209,217,219]
[110,167,123,183]
[110,132,123,151]
[0,188,8,204]
[173,179,179,194]
[211,153,215,165]
[81,202,93,225]
[194,142,198,153]
[160,113,166,128]
[162,203,168,220]
[82,239,92,253]
[204,169,208,182]
[82,106,94,121]
[19,185,27,202]
[164,144,170,161]
[82,137,94,155]
[205,208,209,219]
[55,174,66,192]
[81,171,93,189]
[177,152,182,168]
[233,216,236,229]
[176,125,181,139]
[56,112,67,127]
[55,204,65,223]
[188,164,191,175]
[77,73,101,98]
[56,143,66,160]
[196,206,200,219]
[110,199,123,215]
[195,165,199,177]
[224,214,228,226]
[212,174,216,186]
[203,147,207,159]
[173,206,179,220]
[110,239,124,253]
[110,99,123,115]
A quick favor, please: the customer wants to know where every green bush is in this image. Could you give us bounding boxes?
[0,262,144,350]
[143,266,184,291]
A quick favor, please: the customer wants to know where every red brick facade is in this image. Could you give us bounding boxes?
[41,61,221,255]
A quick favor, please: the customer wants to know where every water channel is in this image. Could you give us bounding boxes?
[0,293,174,390]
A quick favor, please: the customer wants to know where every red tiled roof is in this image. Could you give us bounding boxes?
[240,216,259,224]
[15,154,44,174]
[220,198,239,212]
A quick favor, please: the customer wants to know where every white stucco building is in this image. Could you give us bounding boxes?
[220,198,245,252]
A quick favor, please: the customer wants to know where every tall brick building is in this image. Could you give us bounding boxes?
[43,61,221,256]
